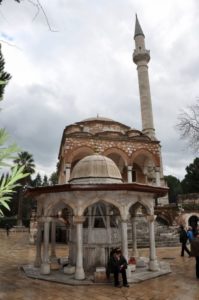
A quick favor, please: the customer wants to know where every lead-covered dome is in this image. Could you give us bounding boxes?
[69,154,122,184]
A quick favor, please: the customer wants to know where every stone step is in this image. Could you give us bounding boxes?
[127,220,179,248]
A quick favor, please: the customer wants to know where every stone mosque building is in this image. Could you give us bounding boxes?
[26,16,169,282]
[58,15,165,190]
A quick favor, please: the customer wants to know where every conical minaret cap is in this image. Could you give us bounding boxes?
[134,14,145,39]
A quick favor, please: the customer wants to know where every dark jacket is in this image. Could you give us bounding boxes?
[108,255,128,273]
[179,229,188,243]
[191,238,199,257]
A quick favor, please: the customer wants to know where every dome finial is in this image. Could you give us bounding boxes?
[134,14,145,39]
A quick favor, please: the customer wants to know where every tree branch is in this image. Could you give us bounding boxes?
[0,0,57,32]
[176,99,199,153]
[35,0,58,32]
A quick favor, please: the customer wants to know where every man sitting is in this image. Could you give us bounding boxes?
[108,248,129,288]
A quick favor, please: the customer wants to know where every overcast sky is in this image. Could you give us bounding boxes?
[0,0,198,179]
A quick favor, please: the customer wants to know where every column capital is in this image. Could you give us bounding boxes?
[121,218,128,223]
[146,214,157,223]
[65,163,71,169]
[38,216,53,223]
[73,216,86,224]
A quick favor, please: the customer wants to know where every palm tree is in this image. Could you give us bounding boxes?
[14,151,35,226]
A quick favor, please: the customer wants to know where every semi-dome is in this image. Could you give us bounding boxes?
[69,154,122,184]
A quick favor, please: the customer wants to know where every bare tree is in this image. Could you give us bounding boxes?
[0,0,20,3]
[177,99,199,152]
[0,0,56,32]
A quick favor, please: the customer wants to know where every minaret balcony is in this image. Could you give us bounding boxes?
[133,49,150,64]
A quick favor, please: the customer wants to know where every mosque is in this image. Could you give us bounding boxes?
[26,16,169,282]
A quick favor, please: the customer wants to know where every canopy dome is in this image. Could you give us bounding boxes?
[69,154,122,184]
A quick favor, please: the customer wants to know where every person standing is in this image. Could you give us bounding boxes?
[179,225,190,257]
[5,223,10,236]
[190,234,199,279]
[187,226,194,243]
[108,248,129,287]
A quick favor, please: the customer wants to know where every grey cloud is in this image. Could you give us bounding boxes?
[0,83,81,169]
[0,0,197,178]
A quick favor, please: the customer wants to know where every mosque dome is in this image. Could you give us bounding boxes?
[69,154,122,184]
[81,116,115,122]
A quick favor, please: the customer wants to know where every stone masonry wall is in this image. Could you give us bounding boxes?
[63,137,160,165]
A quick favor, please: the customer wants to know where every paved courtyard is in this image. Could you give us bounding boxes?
[0,233,199,300]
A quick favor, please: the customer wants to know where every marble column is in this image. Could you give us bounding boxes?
[50,220,56,259]
[127,166,132,183]
[34,222,42,267]
[40,218,50,275]
[131,217,138,257]
[88,206,92,244]
[65,163,71,183]
[155,167,160,186]
[74,216,85,280]
[147,215,159,271]
[106,204,111,244]
[121,219,128,261]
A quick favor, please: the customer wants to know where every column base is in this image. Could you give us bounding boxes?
[126,265,135,281]
[148,259,159,271]
[34,257,42,268]
[40,263,51,275]
[75,266,85,280]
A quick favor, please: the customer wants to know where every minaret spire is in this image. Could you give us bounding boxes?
[133,15,155,139]
[134,14,145,38]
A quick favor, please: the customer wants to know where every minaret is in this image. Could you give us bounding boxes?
[133,15,155,139]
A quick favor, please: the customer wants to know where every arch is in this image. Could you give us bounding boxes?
[188,215,199,229]
[103,148,129,165]
[130,149,159,184]
[103,148,129,182]
[65,146,95,164]
[156,211,173,226]
[183,213,199,228]
[128,200,151,216]
[44,196,75,217]
[156,215,170,226]
[49,200,74,217]
[81,197,122,216]
[67,146,95,171]
[83,200,121,228]
[131,148,160,166]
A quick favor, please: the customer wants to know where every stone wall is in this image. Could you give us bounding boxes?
[177,193,199,205]
[63,137,160,164]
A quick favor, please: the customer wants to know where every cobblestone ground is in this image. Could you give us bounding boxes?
[0,233,199,300]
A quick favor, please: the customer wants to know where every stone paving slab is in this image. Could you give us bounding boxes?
[22,260,171,286]
[2,237,199,300]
